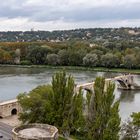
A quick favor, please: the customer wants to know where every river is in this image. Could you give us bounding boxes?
[0,66,140,121]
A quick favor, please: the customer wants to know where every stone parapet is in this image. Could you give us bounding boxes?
[12,123,58,140]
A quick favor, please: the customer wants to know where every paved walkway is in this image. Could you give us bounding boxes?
[0,115,21,127]
[0,122,13,140]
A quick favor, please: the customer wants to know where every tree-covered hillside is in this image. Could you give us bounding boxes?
[0,27,140,42]
[0,28,140,69]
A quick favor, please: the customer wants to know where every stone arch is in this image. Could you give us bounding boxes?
[11,108,17,115]
[83,87,93,93]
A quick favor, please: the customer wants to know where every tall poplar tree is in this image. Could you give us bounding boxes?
[51,71,85,138]
[87,77,121,140]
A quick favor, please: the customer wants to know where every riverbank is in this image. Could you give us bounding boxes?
[0,64,140,74]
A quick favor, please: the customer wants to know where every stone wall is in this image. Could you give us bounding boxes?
[12,123,58,140]
[0,99,21,118]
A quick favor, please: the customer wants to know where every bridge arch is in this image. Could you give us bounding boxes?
[11,108,17,115]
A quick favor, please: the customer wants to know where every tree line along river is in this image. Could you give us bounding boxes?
[0,66,140,122]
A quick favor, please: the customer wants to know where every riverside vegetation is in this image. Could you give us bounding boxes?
[18,71,140,140]
[0,40,139,70]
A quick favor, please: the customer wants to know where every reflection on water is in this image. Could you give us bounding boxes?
[0,66,140,121]
[119,90,138,102]
[119,89,140,121]
[116,74,140,121]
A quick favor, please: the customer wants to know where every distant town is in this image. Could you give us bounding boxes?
[0,27,140,42]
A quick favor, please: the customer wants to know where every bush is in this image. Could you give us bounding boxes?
[20,60,31,65]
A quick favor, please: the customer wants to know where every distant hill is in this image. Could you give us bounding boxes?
[0,27,140,42]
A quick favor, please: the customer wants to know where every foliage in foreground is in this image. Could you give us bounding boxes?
[18,71,121,139]
[18,71,85,138]
[87,77,121,140]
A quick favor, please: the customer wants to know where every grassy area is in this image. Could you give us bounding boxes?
[89,67,140,74]
[70,135,86,140]
[37,66,140,74]
[0,64,140,74]
[16,66,140,75]
[58,136,67,140]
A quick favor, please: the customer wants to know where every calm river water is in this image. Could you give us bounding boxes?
[0,66,140,121]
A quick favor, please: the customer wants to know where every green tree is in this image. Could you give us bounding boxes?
[46,53,60,65]
[68,48,86,66]
[91,49,104,59]
[123,54,137,69]
[18,85,53,123]
[135,51,140,68]
[125,48,135,55]
[0,50,4,63]
[71,89,86,136]
[58,50,69,65]
[18,71,85,139]
[51,71,85,138]
[83,53,99,67]
[0,48,13,64]
[27,46,51,64]
[101,53,120,68]
[87,77,121,140]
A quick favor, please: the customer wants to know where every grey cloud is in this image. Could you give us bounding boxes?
[0,0,140,23]
[0,6,31,18]
[0,0,44,18]
[31,4,140,22]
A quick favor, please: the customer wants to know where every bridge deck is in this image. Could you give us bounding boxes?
[0,99,18,106]
[76,78,113,88]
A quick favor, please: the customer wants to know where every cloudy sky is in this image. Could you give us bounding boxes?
[0,0,140,31]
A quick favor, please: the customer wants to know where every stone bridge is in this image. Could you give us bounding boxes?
[76,74,139,92]
[0,74,138,118]
[114,74,140,90]
[75,78,113,93]
[0,99,21,118]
